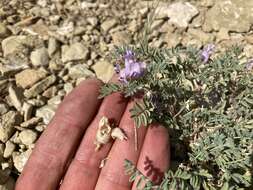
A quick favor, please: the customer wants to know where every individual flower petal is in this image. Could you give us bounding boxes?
[201,44,215,63]
[130,61,146,78]
[124,50,135,60]
[119,68,128,83]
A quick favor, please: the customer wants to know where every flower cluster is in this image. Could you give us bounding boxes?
[114,50,146,83]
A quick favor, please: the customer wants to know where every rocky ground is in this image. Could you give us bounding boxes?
[0,0,253,188]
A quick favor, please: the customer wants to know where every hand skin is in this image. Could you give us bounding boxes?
[16,77,170,190]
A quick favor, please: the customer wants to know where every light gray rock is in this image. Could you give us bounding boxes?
[92,60,114,83]
[81,1,97,9]
[20,117,42,128]
[24,75,57,98]
[30,47,49,66]
[27,99,45,107]
[8,85,23,111]
[3,141,15,158]
[1,162,10,170]
[19,130,38,145]
[204,0,253,32]
[167,2,199,28]
[56,22,74,36]
[87,17,98,27]
[13,149,32,172]
[68,64,95,79]
[61,43,89,63]
[22,102,33,121]
[101,19,117,33]
[15,69,47,89]
[48,38,59,57]
[36,105,56,124]
[35,125,46,132]
[1,36,27,57]
[0,111,22,143]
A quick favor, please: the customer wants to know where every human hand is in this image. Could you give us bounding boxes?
[16,77,170,190]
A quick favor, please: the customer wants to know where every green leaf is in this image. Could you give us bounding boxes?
[98,83,121,98]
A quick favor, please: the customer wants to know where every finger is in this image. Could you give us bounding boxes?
[59,91,128,190]
[95,101,148,190]
[16,78,103,190]
[132,124,170,190]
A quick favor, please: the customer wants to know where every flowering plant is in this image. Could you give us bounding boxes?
[99,38,253,189]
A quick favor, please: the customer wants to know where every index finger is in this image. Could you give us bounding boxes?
[16,78,103,190]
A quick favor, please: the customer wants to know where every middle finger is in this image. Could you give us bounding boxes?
[95,101,147,190]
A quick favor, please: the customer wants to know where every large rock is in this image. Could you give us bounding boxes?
[167,2,199,28]
[61,43,89,63]
[92,60,114,83]
[15,69,47,89]
[1,36,27,57]
[24,75,57,98]
[30,47,49,66]
[0,111,22,143]
[68,64,95,79]
[204,0,253,32]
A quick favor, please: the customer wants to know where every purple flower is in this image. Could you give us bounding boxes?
[246,59,253,70]
[201,44,215,63]
[118,50,146,83]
